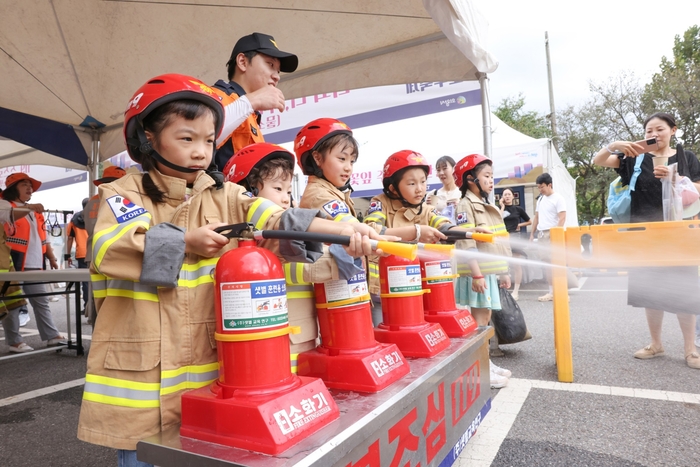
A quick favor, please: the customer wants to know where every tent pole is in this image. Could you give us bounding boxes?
[88,130,99,197]
[476,72,494,204]
[476,72,493,158]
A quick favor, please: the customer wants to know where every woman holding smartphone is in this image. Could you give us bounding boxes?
[592,112,700,369]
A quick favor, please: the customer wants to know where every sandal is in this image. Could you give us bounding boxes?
[686,352,700,369]
[634,345,665,360]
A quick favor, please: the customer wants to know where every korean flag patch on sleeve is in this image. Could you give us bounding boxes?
[367,201,382,214]
[323,200,350,218]
[456,212,469,225]
[106,195,147,223]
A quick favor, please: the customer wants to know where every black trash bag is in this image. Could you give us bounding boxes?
[492,288,532,344]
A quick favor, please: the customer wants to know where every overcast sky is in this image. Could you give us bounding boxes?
[475,0,700,114]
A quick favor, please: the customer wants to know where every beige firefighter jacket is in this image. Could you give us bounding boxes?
[299,176,358,222]
[77,169,310,450]
[454,190,511,276]
[283,248,340,369]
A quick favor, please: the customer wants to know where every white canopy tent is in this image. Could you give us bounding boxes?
[0,0,498,193]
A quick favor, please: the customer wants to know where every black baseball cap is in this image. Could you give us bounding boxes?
[227,32,298,73]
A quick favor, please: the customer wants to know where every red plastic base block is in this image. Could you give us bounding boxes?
[180,376,339,455]
[374,321,450,358]
[424,308,478,338]
[296,343,410,393]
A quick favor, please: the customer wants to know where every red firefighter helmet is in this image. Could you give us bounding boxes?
[382,150,430,190]
[293,118,352,175]
[223,143,295,185]
[454,154,491,188]
[123,74,226,163]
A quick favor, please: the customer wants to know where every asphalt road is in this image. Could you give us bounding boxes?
[1,275,698,467]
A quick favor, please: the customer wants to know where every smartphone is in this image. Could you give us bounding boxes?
[634,137,659,152]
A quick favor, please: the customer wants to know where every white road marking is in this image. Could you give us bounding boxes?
[0,378,85,408]
[457,378,700,466]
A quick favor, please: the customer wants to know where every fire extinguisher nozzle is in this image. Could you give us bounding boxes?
[371,240,417,261]
[418,243,455,256]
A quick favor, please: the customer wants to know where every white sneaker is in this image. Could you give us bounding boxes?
[511,291,519,300]
[49,296,60,302]
[490,360,512,378]
[490,368,509,388]
[19,311,30,327]
[9,342,34,353]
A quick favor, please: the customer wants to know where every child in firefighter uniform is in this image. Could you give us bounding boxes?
[294,122,451,325]
[224,142,361,372]
[363,150,455,295]
[77,74,380,463]
[452,153,513,389]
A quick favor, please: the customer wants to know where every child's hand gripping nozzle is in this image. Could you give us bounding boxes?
[213,223,419,260]
[442,229,505,244]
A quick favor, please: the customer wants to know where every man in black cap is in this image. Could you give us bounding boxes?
[213,32,298,171]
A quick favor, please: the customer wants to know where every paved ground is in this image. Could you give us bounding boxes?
[457,276,700,467]
[1,275,698,466]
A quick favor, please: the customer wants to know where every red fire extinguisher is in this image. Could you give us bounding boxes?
[180,226,340,455]
[374,254,451,358]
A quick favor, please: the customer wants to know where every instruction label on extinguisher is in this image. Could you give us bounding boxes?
[324,271,368,303]
[220,279,288,331]
[387,265,422,293]
[424,260,453,284]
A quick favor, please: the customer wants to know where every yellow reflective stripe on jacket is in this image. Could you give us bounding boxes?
[92,212,152,271]
[178,258,218,288]
[489,223,508,235]
[290,353,299,374]
[93,279,159,302]
[368,262,379,280]
[160,363,219,396]
[456,222,475,229]
[456,260,509,275]
[284,263,309,285]
[286,284,314,299]
[364,211,386,226]
[334,213,358,223]
[246,198,281,230]
[1,288,25,307]
[429,214,450,229]
[83,374,160,408]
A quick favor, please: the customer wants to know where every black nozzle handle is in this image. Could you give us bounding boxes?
[254,230,351,246]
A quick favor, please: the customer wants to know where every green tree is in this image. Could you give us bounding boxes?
[493,94,551,139]
[643,25,700,154]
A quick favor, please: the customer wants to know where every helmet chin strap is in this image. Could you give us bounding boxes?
[135,124,223,189]
[387,183,425,215]
[470,177,489,200]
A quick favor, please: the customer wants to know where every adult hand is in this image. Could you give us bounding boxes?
[419,226,447,244]
[247,85,286,112]
[608,141,646,157]
[49,257,59,270]
[184,223,229,257]
[499,197,505,209]
[653,165,671,179]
